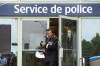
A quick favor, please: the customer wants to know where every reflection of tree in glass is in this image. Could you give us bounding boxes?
[91,33,100,56]
[82,33,100,60]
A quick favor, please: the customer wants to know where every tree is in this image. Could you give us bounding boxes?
[82,33,100,59]
[82,39,94,59]
[91,33,100,56]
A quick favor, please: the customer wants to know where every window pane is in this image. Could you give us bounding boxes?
[82,18,100,66]
[0,19,18,66]
[22,51,45,66]
[22,20,47,50]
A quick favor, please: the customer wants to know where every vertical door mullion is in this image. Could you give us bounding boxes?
[18,18,22,66]
[47,19,49,29]
[58,15,81,66]
[77,17,82,66]
[59,16,62,66]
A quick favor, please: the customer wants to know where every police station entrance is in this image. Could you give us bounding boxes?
[22,16,80,66]
[0,2,100,66]
[58,16,78,66]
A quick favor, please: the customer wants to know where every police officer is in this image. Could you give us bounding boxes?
[40,29,58,66]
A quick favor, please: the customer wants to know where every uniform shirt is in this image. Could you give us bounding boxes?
[44,35,58,62]
[0,57,7,66]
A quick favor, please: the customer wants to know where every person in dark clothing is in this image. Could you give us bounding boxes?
[40,29,58,66]
[6,54,11,66]
[10,52,17,66]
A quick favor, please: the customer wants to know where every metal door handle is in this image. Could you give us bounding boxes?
[59,48,63,59]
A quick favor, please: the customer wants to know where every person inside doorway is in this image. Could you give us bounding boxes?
[10,52,17,66]
[0,54,7,66]
[40,29,58,66]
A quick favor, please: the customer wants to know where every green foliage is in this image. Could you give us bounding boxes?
[82,33,100,59]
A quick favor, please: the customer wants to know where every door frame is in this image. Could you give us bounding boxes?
[58,15,82,66]
[18,18,49,66]
[22,18,49,51]
[18,17,82,66]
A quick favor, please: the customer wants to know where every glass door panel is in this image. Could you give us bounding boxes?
[22,19,49,50]
[22,19,49,66]
[59,16,78,66]
[0,19,18,66]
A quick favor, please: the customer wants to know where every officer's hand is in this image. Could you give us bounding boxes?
[40,41,45,47]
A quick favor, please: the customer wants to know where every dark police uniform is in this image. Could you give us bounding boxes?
[44,35,58,66]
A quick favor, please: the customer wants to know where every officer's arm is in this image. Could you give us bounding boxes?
[46,39,58,49]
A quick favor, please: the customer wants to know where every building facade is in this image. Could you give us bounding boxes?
[0,0,100,66]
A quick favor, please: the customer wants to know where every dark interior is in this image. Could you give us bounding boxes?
[0,25,11,54]
[50,18,58,37]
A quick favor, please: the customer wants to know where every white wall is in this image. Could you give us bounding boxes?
[22,20,47,49]
[0,19,18,54]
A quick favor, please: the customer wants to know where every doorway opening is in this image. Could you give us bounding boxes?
[49,18,59,37]
[50,18,77,66]
[60,18,77,66]
[22,17,78,66]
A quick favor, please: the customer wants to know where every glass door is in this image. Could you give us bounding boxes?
[22,18,49,66]
[59,16,78,66]
[0,18,18,66]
